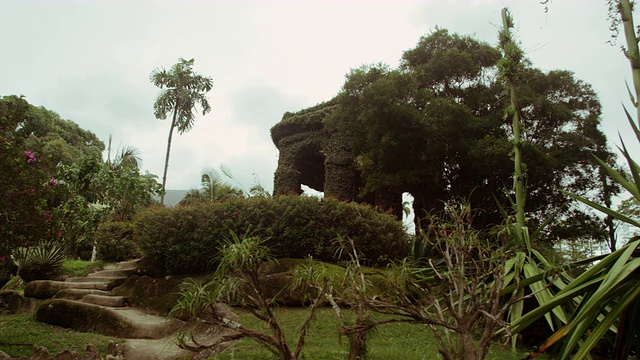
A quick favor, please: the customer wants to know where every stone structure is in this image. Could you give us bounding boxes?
[270,101,402,215]
[271,101,355,200]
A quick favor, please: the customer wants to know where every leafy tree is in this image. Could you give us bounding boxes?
[55,141,162,257]
[150,58,213,205]
[0,96,66,285]
[327,29,618,243]
[21,104,103,171]
[0,96,105,264]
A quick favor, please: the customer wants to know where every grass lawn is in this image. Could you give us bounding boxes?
[0,308,545,360]
[211,307,541,360]
[60,259,106,277]
[0,313,122,358]
[0,260,546,359]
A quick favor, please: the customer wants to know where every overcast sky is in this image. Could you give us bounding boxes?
[1,0,636,194]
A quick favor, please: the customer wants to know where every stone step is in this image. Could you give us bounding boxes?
[36,299,183,339]
[66,276,126,283]
[25,280,113,298]
[81,294,127,307]
[117,259,143,270]
[88,269,136,278]
[53,289,112,301]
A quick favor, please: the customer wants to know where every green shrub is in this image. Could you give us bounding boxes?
[135,195,409,274]
[94,222,142,262]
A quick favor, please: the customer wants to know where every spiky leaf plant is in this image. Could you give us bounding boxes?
[510,1,640,358]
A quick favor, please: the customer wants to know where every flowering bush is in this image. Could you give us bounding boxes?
[135,195,409,274]
[0,96,63,286]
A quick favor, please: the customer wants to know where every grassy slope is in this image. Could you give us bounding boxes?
[0,313,121,358]
[211,308,541,360]
[0,260,116,358]
[0,260,545,359]
[0,308,543,360]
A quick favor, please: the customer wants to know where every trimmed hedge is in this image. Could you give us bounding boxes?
[135,195,409,274]
[94,222,142,262]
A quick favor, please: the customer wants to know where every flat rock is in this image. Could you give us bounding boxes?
[66,277,126,285]
[25,281,112,299]
[36,299,183,339]
[81,294,127,307]
[0,290,42,314]
[123,338,192,360]
[53,289,111,300]
[87,269,135,278]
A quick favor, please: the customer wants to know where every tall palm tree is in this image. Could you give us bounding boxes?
[150,58,213,205]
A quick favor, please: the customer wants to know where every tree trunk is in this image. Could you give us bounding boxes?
[160,103,179,206]
[459,332,479,360]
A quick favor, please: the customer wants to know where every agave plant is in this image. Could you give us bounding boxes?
[494,8,577,352]
[509,1,640,358]
[11,240,66,282]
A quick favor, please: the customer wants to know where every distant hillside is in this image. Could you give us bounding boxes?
[153,189,189,207]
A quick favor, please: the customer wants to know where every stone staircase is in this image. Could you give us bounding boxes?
[22,259,191,359]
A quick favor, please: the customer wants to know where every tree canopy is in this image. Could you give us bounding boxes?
[326,29,618,240]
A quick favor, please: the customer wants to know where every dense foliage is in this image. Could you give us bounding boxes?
[93,222,141,262]
[325,29,618,242]
[178,167,243,206]
[135,195,409,274]
[53,143,162,259]
[510,2,640,358]
[0,95,104,285]
[0,95,161,286]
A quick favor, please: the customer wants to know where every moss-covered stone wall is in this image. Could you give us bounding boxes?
[270,100,399,217]
[271,102,334,196]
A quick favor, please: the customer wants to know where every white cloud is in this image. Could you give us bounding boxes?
[0,0,637,195]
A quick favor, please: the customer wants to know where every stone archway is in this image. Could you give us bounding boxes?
[270,100,399,217]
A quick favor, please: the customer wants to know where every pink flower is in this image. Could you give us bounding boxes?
[24,151,36,163]
[0,256,5,262]
[50,177,57,186]
[56,232,62,238]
